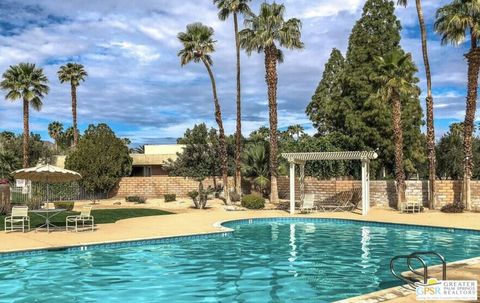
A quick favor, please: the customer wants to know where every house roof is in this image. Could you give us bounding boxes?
[52,152,180,168]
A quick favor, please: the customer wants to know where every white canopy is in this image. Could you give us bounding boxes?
[12,164,82,183]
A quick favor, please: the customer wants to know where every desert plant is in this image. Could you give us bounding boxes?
[0,63,49,167]
[440,202,465,213]
[436,0,480,210]
[178,23,230,204]
[241,194,265,209]
[229,190,241,202]
[240,3,304,203]
[213,0,252,193]
[188,188,208,209]
[53,201,75,211]
[125,196,145,203]
[65,124,132,195]
[164,194,176,202]
[58,63,88,147]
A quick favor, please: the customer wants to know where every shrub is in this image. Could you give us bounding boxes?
[65,123,132,194]
[230,190,241,202]
[241,194,265,209]
[188,189,208,209]
[125,196,145,203]
[54,201,75,211]
[440,202,464,213]
[187,190,198,201]
[164,194,176,202]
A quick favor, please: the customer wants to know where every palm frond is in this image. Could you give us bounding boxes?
[1,62,49,107]
[177,22,216,66]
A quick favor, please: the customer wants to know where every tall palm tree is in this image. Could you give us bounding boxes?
[58,63,87,147]
[398,0,436,209]
[178,22,230,203]
[375,49,417,208]
[48,121,64,151]
[240,3,304,203]
[0,63,49,168]
[435,0,480,210]
[213,0,252,195]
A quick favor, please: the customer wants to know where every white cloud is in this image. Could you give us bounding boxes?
[109,41,160,63]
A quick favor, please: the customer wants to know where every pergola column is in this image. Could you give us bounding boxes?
[361,159,370,216]
[289,161,296,214]
[299,161,305,205]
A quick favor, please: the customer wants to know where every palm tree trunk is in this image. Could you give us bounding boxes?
[22,97,29,168]
[202,58,230,204]
[71,82,78,147]
[462,42,480,211]
[234,12,242,195]
[392,91,407,207]
[265,45,279,204]
[415,0,436,209]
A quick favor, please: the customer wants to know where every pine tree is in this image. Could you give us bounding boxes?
[306,48,346,134]
[342,0,424,177]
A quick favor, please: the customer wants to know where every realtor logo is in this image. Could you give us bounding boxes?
[416,278,478,301]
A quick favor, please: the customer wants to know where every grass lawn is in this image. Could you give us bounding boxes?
[0,208,173,231]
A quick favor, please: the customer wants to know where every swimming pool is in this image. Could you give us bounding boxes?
[1,218,479,302]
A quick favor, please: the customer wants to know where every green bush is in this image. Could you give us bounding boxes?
[441,202,464,213]
[230,190,241,202]
[125,196,146,203]
[241,194,265,209]
[65,123,132,194]
[54,201,75,211]
[164,194,176,202]
[187,190,198,201]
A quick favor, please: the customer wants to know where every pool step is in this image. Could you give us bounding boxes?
[390,251,447,289]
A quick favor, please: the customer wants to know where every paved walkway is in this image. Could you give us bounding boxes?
[2,199,480,302]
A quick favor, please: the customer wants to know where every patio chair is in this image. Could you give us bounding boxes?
[66,206,94,232]
[400,199,422,214]
[300,194,317,213]
[4,206,30,233]
[318,190,356,212]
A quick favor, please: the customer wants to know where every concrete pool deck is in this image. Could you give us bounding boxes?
[1,199,480,302]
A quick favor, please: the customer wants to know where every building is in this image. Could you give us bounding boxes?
[130,144,185,176]
[52,144,185,177]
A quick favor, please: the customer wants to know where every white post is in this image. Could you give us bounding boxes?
[366,160,370,214]
[289,161,295,214]
[299,162,305,205]
[361,160,368,216]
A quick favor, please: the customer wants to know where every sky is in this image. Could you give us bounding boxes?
[0,0,471,146]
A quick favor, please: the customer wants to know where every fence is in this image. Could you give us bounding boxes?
[10,182,108,208]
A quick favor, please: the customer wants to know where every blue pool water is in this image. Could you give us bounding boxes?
[1,219,480,303]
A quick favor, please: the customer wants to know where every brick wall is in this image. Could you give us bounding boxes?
[110,176,235,198]
[110,176,480,208]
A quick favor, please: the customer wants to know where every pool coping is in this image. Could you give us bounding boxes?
[334,256,480,303]
[2,216,480,302]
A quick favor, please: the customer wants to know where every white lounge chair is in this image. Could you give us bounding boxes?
[4,206,30,233]
[66,206,94,232]
[300,194,317,213]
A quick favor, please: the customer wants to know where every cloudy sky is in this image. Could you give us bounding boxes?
[0,0,470,146]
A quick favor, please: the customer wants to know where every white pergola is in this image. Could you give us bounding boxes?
[281,151,378,216]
